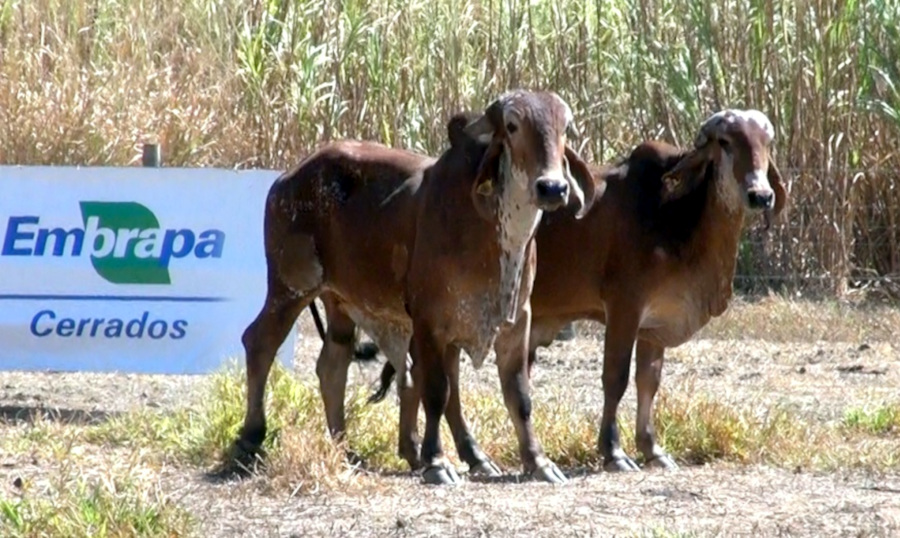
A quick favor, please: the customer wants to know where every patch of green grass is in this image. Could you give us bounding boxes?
[344,388,406,471]
[8,358,899,497]
[81,362,391,491]
[498,392,600,469]
[83,367,245,466]
[653,388,804,465]
[0,475,193,538]
[80,366,900,479]
[843,404,900,435]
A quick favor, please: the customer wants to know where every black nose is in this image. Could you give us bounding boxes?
[535,178,569,208]
[747,189,774,210]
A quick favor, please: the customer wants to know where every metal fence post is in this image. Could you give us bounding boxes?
[142,143,161,167]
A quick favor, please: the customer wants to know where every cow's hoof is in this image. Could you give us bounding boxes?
[532,461,568,484]
[604,456,640,472]
[469,460,502,477]
[230,438,265,464]
[645,454,678,471]
[399,446,423,472]
[423,462,461,485]
[214,439,266,477]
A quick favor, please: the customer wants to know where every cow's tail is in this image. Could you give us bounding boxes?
[367,361,397,404]
[307,302,381,362]
[308,303,327,340]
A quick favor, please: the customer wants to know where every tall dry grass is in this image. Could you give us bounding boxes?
[1,0,899,295]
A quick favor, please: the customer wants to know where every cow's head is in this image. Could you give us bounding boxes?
[662,109,787,220]
[463,90,597,220]
[459,90,598,325]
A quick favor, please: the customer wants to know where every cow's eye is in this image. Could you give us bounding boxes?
[506,122,518,134]
[718,138,731,152]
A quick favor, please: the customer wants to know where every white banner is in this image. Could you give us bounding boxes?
[0,166,296,374]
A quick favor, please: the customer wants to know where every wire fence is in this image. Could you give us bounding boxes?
[722,165,900,298]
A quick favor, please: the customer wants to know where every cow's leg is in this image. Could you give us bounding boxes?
[397,368,423,470]
[315,297,356,443]
[443,347,501,478]
[634,339,677,470]
[495,306,567,484]
[364,355,422,470]
[232,282,309,465]
[526,347,539,378]
[372,330,420,471]
[413,327,459,485]
[599,305,641,472]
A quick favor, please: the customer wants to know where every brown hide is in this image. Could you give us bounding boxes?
[369,109,786,475]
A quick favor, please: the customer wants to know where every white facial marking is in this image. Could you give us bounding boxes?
[744,169,772,192]
[740,109,775,142]
[551,92,574,125]
[541,166,568,185]
[498,89,525,104]
[698,109,775,147]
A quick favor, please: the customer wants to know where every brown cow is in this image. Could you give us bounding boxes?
[230,90,598,485]
[369,108,787,475]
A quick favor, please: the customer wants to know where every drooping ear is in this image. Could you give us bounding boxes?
[470,138,503,220]
[563,146,601,219]
[465,99,507,220]
[659,148,711,205]
[767,158,787,217]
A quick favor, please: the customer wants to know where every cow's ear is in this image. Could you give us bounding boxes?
[564,146,602,219]
[470,139,502,220]
[767,158,787,217]
[660,148,711,204]
[466,99,510,221]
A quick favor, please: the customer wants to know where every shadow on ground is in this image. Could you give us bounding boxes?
[0,404,121,425]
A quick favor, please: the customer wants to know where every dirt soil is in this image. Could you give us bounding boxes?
[2,313,900,537]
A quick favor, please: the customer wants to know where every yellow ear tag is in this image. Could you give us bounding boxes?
[476,180,493,196]
[662,173,679,191]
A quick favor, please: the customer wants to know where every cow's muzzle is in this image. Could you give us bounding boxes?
[747,188,775,211]
[534,176,569,211]
[744,170,776,212]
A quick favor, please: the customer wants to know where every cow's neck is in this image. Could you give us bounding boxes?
[688,169,746,317]
[495,151,542,325]
[455,147,543,369]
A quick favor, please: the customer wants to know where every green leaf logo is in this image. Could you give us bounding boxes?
[79,202,171,284]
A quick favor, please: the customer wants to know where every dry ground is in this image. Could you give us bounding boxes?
[2,297,900,537]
